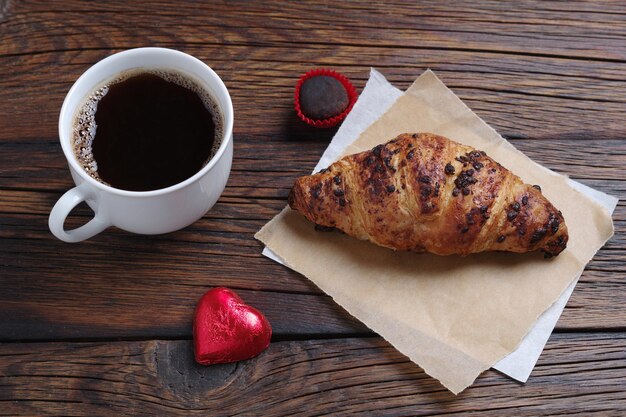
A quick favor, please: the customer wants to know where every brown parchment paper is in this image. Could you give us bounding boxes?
[256,70,615,394]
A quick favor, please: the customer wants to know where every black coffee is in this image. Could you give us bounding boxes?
[73,70,222,191]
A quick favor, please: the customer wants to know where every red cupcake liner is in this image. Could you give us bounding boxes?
[294,68,358,128]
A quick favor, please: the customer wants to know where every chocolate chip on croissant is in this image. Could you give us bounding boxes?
[288,133,568,257]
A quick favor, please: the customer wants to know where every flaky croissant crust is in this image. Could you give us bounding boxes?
[289,133,568,257]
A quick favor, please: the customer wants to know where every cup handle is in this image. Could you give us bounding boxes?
[49,186,111,242]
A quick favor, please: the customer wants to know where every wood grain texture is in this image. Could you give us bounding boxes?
[1,0,626,143]
[1,0,625,414]
[0,333,624,416]
[0,189,623,340]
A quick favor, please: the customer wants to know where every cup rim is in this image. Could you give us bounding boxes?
[58,47,234,197]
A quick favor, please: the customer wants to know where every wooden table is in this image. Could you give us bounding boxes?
[1,1,624,415]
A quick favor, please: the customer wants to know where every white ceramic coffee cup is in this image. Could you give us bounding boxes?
[49,47,234,242]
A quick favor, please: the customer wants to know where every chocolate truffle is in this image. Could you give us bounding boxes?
[299,75,349,120]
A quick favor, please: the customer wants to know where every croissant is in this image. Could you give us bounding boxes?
[288,133,568,257]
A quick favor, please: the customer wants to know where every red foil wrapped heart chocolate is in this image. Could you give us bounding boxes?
[193,287,272,365]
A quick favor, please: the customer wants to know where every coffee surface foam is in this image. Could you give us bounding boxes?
[72,69,224,187]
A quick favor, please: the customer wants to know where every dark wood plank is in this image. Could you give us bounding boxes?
[0,151,623,340]
[0,189,623,341]
[0,333,624,416]
[3,0,626,60]
[1,138,626,192]
[0,222,369,340]
[1,49,625,143]
[2,0,626,144]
